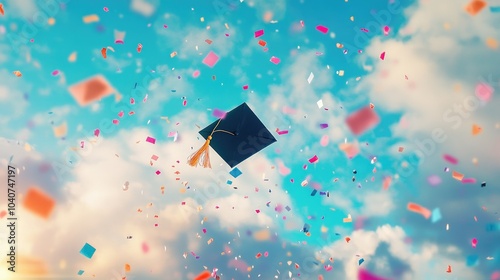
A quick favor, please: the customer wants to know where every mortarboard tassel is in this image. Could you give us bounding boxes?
[188,135,213,168]
[188,119,234,168]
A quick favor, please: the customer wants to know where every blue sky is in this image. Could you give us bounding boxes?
[1,0,499,279]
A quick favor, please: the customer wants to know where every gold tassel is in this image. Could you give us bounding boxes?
[187,136,212,168]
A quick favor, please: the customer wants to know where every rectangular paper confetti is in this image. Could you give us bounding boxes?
[254,29,264,37]
[270,56,281,64]
[146,136,156,144]
[202,51,220,67]
[345,106,380,135]
[80,243,96,259]
[307,72,314,84]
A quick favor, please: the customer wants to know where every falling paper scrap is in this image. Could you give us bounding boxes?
[22,187,55,219]
[407,202,431,219]
[53,122,68,138]
[68,75,117,106]
[202,51,220,68]
[114,29,126,44]
[79,243,96,259]
[345,106,380,135]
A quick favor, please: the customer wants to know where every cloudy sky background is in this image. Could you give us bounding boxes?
[0,0,499,279]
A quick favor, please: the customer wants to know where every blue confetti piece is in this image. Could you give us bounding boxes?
[311,189,318,196]
[431,208,442,223]
[229,167,242,178]
[466,255,479,267]
[77,270,84,275]
[226,180,232,185]
[80,243,96,259]
[359,258,364,266]
[490,6,500,12]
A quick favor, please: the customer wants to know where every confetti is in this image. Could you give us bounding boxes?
[79,243,96,259]
[407,202,431,219]
[270,56,281,64]
[345,106,380,135]
[22,187,55,219]
[465,0,487,15]
[316,25,328,33]
[202,51,220,67]
[82,14,99,23]
[307,72,314,84]
[254,29,264,37]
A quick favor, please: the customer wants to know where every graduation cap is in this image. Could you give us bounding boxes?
[188,102,276,168]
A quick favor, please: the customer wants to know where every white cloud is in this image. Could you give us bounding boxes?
[130,0,159,17]
[319,225,482,280]
[3,0,37,19]
[245,0,287,21]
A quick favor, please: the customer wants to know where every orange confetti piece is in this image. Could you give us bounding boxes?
[446,265,452,273]
[101,48,107,59]
[125,263,131,272]
[0,4,5,16]
[68,75,116,106]
[13,70,22,77]
[369,103,375,109]
[318,275,324,280]
[205,39,212,44]
[472,124,482,135]
[452,171,464,181]
[194,270,211,280]
[345,237,351,243]
[383,176,392,190]
[486,38,498,49]
[465,0,487,15]
[22,187,55,219]
[256,253,262,258]
[407,202,431,219]
[258,40,267,46]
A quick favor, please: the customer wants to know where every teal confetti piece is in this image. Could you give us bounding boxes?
[359,258,365,266]
[431,208,442,223]
[80,243,96,259]
[77,270,84,275]
[229,167,242,178]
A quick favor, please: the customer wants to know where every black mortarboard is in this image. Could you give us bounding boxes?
[188,102,276,168]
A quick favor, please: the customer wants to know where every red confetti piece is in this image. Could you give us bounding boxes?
[380,52,386,60]
[308,155,319,164]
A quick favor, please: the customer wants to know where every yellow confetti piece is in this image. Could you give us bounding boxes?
[83,14,99,23]
[125,263,131,272]
[68,51,77,62]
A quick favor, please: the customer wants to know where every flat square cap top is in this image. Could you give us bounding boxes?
[198,102,276,168]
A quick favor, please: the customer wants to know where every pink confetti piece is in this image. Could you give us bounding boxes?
[345,106,380,135]
[282,106,296,114]
[319,123,328,129]
[163,24,168,28]
[309,155,319,164]
[202,228,207,233]
[212,109,227,119]
[51,70,60,76]
[183,99,187,106]
[192,70,200,78]
[242,85,249,90]
[300,20,304,27]
[0,210,6,219]
[167,131,177,137]
[361,28,369,32]
[255,209,260,213]
[254,29,264,37]
[141,242,149,253]
[383,26,390,35]
[118,111,124,117]
[115,40,124,44]
[316,25,328,33]
[130,98,135,104]
[202,51,220,68]
[112,119,119,125]
[443,154,458,165]
[155,170,161,175]
[320,135,329,146]
[270,56,281,64]
[146,137,156,144]
[380,52,386,60]
[129,111,135,115]
[462,178,476,184]
[475,83,493,102]
[277,160,291,176]
[471,238,477,248]
[151,155,159,161]
[94,129,100,137]
[276,128,288,135]
[103,7,109,12]
[358,269,389,280]
[80,141,84,148]
[143,94,148,103]
[427,175,441,186]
